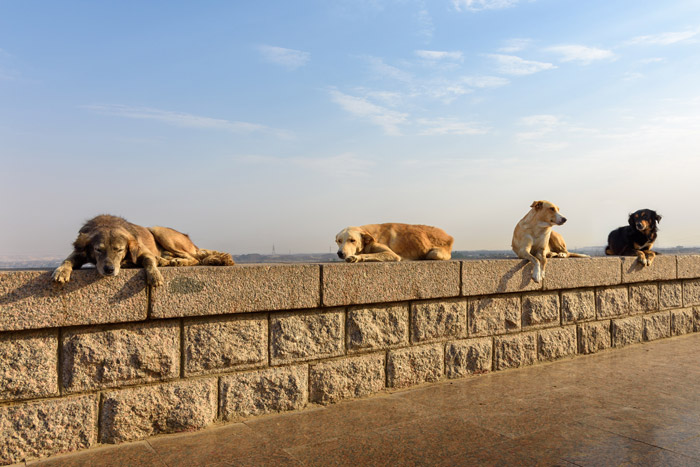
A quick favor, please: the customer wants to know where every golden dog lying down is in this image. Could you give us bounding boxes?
[335,223,453,262]
[52,215,234,286]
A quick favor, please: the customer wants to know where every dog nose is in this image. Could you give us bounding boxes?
[560,217,567,224]
[636,222,644,230]
[103,264,115,275]
[337,251,345,259]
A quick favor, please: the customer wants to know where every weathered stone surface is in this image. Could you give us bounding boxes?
[62,321,180,393]
[468,296,520,337]
[659,281,682,310]
[322,261,460,307]
[577,321,611,354]
[629,283,658,313]
[219,365,308,421]
[462,259,541,296]
[0,269,147,332]
[561,289,595,324]
[494,333,536,370]
[0,394,97,464]
[0,330,57,402]
[270,309,344,364]
[621,256,676,283]
[695,307,700,332]
[670,308,694,336]
[611,316,643,348]
[387,344,443,388]
[543,257,620,290]
[683,279,700,306]
[411,299,467,343]
[100,379,217,443]
[643,312,670,341]
[596,286,629,318]
[346,304,408,352]
[538,326,576,361]
[309,353,385,404]
[184,315,267,376]
[151,264,320,318]
[522,292,559,329]
[445,338,492,379]
[677,255,700,279]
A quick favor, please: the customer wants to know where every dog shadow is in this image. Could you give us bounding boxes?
[496,260,534,292]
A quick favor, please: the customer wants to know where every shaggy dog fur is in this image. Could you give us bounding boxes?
[606,209,661,266]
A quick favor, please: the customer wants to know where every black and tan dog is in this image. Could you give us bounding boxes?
[52,215,234,286]
[606,209,661,266]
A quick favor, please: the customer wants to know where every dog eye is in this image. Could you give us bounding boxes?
[549,207,555,211]
[349,239,355,243]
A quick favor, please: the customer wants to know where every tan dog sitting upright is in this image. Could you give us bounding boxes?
[52,214,234,287]
[335,223,453,262]
[512,201,588,283]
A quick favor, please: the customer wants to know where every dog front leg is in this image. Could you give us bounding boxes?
[141,255,165,287]
[635,250,649,267]
[347,251,401,262]
[515,247,542,283]
[645,250,656,266]
[535,250,548,280]
[52,252,87,284]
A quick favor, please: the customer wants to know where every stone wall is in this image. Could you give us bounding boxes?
[2,256,700,464]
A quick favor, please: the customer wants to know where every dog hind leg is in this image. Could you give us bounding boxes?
[425,248,451,260]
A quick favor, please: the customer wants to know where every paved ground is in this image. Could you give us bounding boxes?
[26,334,700,467]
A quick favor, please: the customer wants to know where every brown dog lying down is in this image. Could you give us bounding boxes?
[512,201,589,283]
[52,215,234,287]
[335,223,453,262]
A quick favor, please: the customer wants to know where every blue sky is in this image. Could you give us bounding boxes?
[2,0,699,256]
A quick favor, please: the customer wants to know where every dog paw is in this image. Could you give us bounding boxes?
[532,269,542,283]
[647,255,655,266]
[345,255,360,263]
[147,270,165,287]
[52,267,71,284]
[637,256,648,267]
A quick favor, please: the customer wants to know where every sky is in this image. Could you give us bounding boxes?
[2,0,700,257]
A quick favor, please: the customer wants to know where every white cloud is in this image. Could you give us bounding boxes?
[83,104,291,137]
[452,0,521,11]
[417,118,490,135]
[625,30,699,46]
[462,75,510,88]
[330,90,408,135]
[545,45,615,64]
[486,54,556,75]
[258,45,310,70]
[365,56,413,82]
[415,50,463,61]
[498,38,532,53]
[415,8,434,40]
[236,153,376,178]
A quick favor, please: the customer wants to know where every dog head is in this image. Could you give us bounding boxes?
[75,226,134,277]
[530,200,567,226]
[628,209,661,234]
[335,227,375,260]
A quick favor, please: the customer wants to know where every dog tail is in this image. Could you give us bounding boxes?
[566,252,590,258]
[196,249,236,266]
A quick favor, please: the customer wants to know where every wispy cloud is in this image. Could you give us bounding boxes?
[417,118,490,135]
[462,75,510,88]
[516,114,596,150]
[486,54,556,75]
[258,45,310,70]
[625,30,699,46]
[415,50,463,61]
[452,0,522,11]
[498,38,533,53]
[83,104,291,137]
[330,90,408,135]
[365,56,414,82]
[545,45,615,64]
[236,153,376,178]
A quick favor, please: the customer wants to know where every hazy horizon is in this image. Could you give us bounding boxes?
[2,1,700,257]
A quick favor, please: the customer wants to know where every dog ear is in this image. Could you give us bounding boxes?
[655,213,662,223]
[530,201,543,210]
[361,232,376,248]
[628,213,635,227]
[73,233,91,251]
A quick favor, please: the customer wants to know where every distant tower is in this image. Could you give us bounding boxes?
[272,244,276,254]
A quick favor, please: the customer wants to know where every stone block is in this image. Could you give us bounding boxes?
[643,312,670,341]
[270,309,344,364]
[445,338,493,378]
[577,321,611,355]
[151,264,320,318]
[411,299,467,343]
[695,307,700,332]
[493,332,537,370]
[0,270,147,332]
[538,326,576,361]
[561,289,595,324]
[62,321,180,393]
[346,304,408,352]
[0,330,57,402]
[611,316,643,348]
[0,395,97,464]
[387,344,443,389]
[100,379,217,443]
[462,260,541,296]
[468,296,520,337]
[522,292,560,329]
[677,255,700,279]
[683,279,700,306]
[596,286,628,318]
[629,283,658,313]
[659,281,682,310]
[543,257,621,290]
[322,261,460,307]
[621,256,676,283]
[184,315,267,376]
[219,365,308,421]
[670,308,694,336]
[309,353,385,405]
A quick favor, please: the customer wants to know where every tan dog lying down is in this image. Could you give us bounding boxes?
[335,223,453,262]
[52,214,234,287]
[512,201,589,283]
